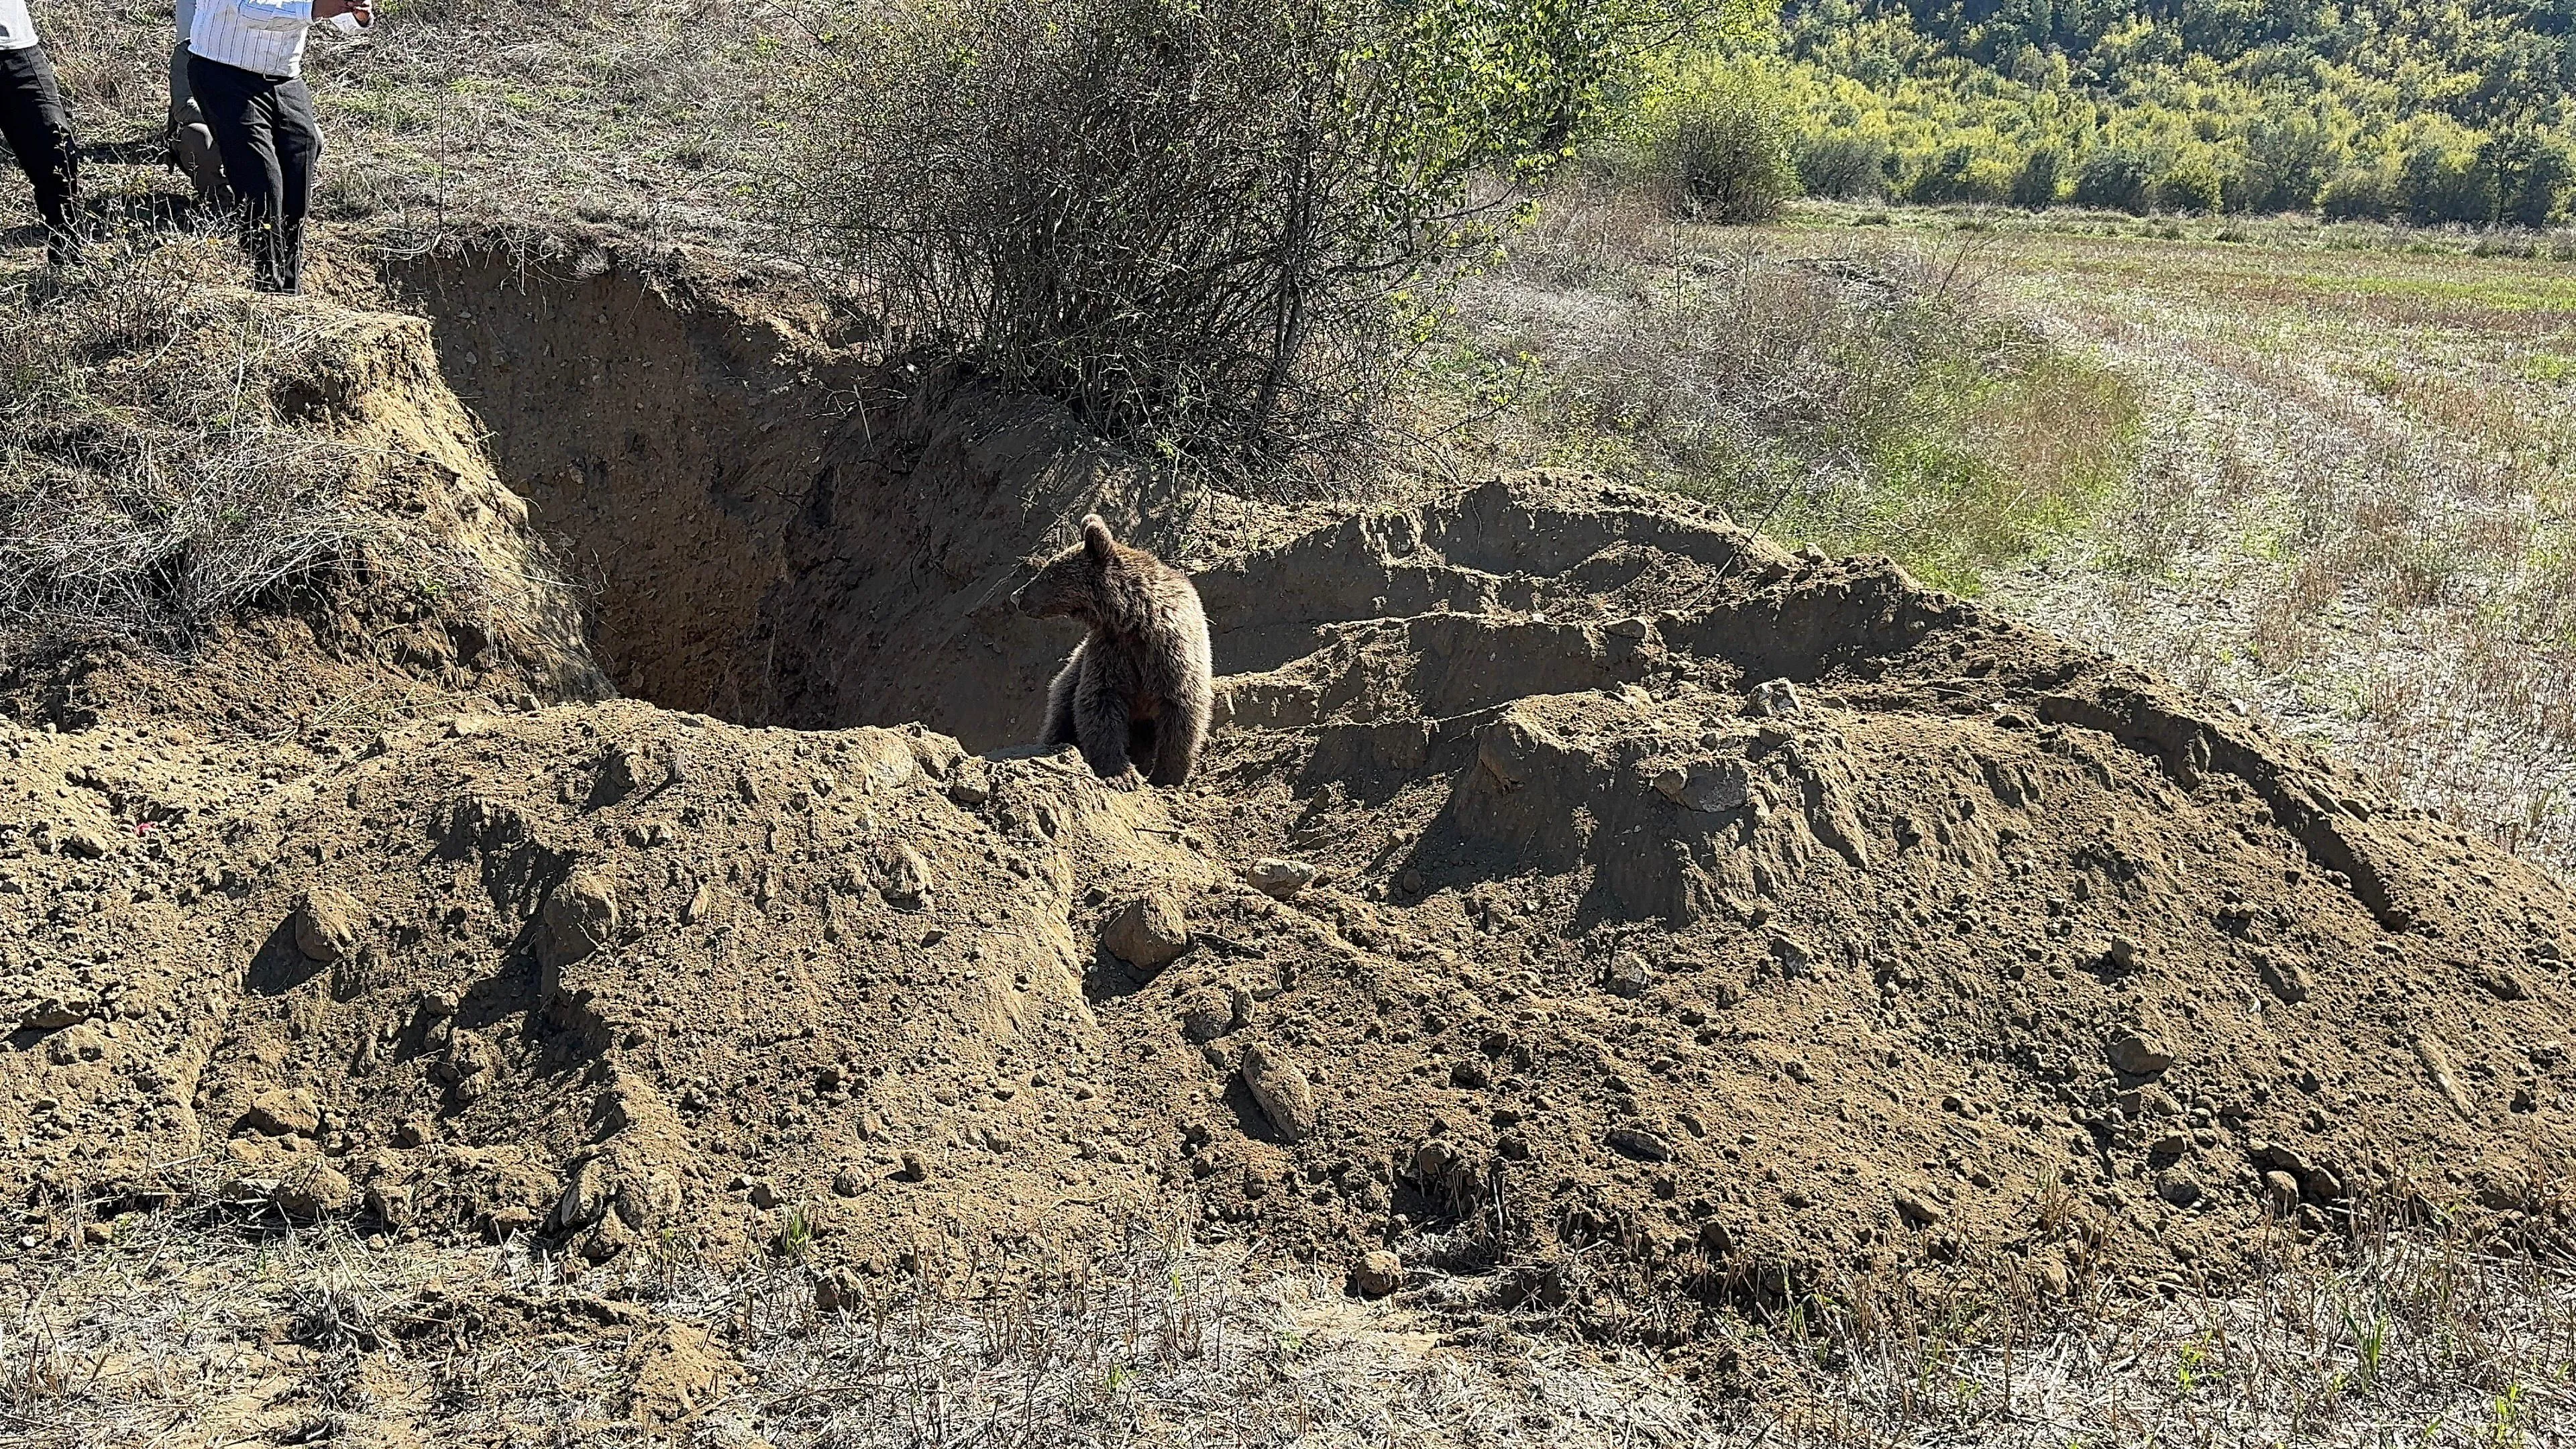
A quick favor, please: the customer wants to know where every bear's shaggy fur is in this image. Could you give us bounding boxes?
[1011,515,1213,788]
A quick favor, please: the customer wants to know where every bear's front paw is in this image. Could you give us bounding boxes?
[1104,768,1146,792]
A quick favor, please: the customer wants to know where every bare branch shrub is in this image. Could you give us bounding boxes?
[786,0,1752,492]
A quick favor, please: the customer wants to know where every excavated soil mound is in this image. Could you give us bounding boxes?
[5,246,2574,1337]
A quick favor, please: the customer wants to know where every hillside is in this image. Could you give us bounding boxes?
[1772,0,2576,219]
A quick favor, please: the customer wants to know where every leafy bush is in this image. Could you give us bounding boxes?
[2399,135,2498,224]
[1904,142,2011,205]
[2154,153,2228,213]
[794,0,1737,484]
[2482,129,2575,228]
[1648,70,1803,223]
[2009,146,2064,209]
[2239,107,2341,213]
[2320,161,2401,220]
[1796,132,1892,199]
[2072,146,2156,213]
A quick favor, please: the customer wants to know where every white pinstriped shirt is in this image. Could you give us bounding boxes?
[0,0,40,52]
[189,0,315,78]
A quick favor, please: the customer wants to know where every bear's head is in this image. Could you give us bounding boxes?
[1012,515,1139,625]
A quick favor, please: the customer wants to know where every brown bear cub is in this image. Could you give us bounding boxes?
[1011,515,1214,788]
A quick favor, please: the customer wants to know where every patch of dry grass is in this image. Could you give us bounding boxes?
[0,237,392,660]
[1409,186,2142,594]
[1898,211,2576,875]
[5,1185,2571,1447]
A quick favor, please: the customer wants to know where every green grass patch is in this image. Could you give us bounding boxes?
[1422,213,2142,594]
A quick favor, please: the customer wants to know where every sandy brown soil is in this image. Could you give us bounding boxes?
[5,241,2574,1366]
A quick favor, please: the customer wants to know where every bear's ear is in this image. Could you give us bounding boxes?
[1081,515,1116,560]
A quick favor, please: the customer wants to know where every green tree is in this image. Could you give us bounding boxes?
[2073,146,2155,213]
[2010,145,2065,208]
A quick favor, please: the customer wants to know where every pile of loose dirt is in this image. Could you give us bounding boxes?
[6,245,2573,1343]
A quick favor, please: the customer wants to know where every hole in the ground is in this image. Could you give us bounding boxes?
[379,248,1124,749]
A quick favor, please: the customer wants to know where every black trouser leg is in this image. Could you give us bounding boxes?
[0,44,78,247]
[187,54,320,294]
[265,78,317,292]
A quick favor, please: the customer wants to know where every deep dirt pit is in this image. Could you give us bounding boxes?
[5,241,2576,1351]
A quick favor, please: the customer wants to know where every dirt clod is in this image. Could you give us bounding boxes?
[1245,857,1318,898]
[536,871,619,971]
[293,888,364,964]
[1352,1250,1405,1298]
[244,1087,321,1138]
[1104,893,1191,969]
[2108,1013,2177,1077]
[1241,1040,1318,1142]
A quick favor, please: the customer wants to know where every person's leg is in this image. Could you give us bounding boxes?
[169,44,229,209]
[189,55,288,285]
[267,77,319,293]
[0,45,80,260]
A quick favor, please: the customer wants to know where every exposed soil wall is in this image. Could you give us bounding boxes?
[376,246,1127,751]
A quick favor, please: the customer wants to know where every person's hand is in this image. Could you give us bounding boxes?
[315,0,372,25]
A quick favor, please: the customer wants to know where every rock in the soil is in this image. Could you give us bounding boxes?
[244,1087,321,1137]
[1103,893,1190,970]
[2155,1169,2202,1208]
[1605,1126,1676,1162]
[831,1165,867,1197]
[2257,956,2313,1004]
[1241,1040,1318,1142]
[1605,953,1652,998]
[1654,760,1754,814]
[598,743,650,803]
[58,827,111,859]
[612,1167,682,1230]
[1749,679,1803,717]
[43,1023,106,1067]
[537,871,619,971]
[877,846,932,911]
[2261,1170,2303,1211]
[2106,1012,2176,1077]
[16,996,96,1032]
[947,759,991,806]
[1892,1185,1946,1225]
[814,1267,865,1313]
[555,1157,612,1230]
[2414,1031,2478,1118]
[1351,1250,1405,1298]
[2106,935,2143,971]
[1180,988,1236,1043]
[1244,857,1318,899]
[271,1163,354,1221]
[293,888,363,963]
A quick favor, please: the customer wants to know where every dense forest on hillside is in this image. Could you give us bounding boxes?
[1727,0,2576,221]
